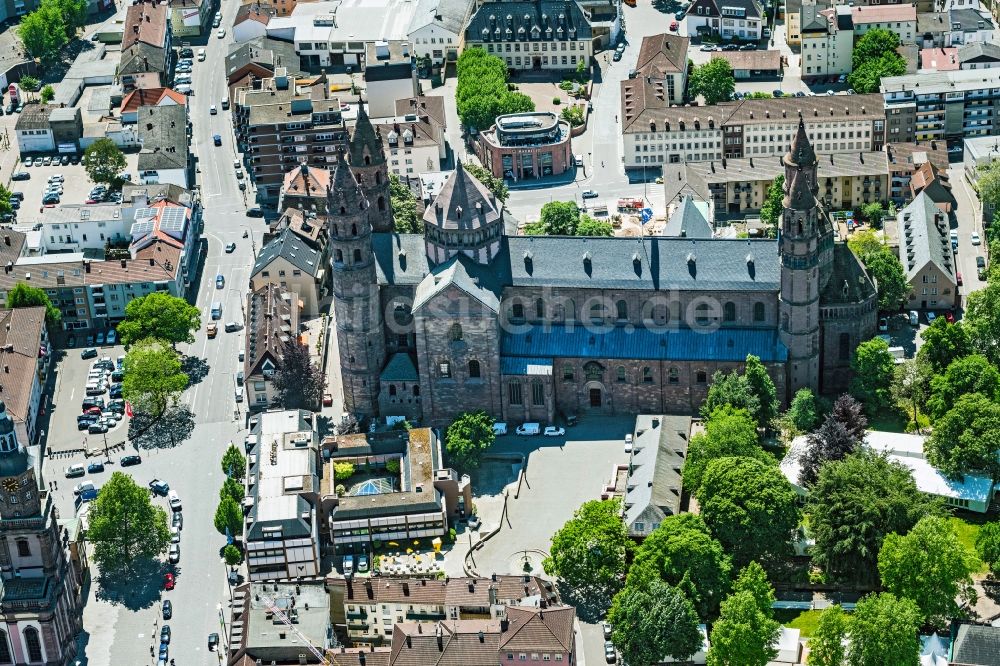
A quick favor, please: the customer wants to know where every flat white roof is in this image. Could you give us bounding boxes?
[329,0,418,42]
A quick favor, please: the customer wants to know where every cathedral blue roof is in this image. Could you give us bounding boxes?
[502,326,789,363]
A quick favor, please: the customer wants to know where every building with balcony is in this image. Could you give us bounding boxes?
[895,191,959,310]
[243,283,302,410]
[119,0,173,90]
[475,112,572,180]
[244,409,321,582]
[885,140,949,203]
[799,4,853,79]
[250,227,325,316]
[321,428,472,557]
[464,0,594,72]
[225,580,333,665]
[374,97,448,179]
[881,68,1000,141]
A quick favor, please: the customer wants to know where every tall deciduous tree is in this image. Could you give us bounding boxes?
[222,444,247,480]
[732,561,775,613]
[683,405,769,495]
[807,605,848,666]
[689,58,736,105]
[214,496,244,536]
[456,48,534,132]
[121,338,189,418]
[543,498,630,606]
[850,338,897,415]
[463,161,508,203]
[83,138,128,186]
[744,355,779,430]
[847,593,922,666]
[117,292,201,347]
[708,590,780,666]
[926,392,1000,481]
[6,281,61,326]
[271,341,325,410]
[918,318,971,373]
[527,201,580,235]
[878,515,976,627]
[759,176,784,237]
[892,358,930,432]
[697,457,800,568]
[926,354,1000,419]
[576,215,614,236]
[87,471,171,574]
[849,239,909,311]
[608,579,703,666]
[39,85,54,103]
[798,396,869,487]
[388,174,420,233]
[444,411,495,470]
[964,275,1000,365]
[627,514,732,619]
[848,29,907,93]
[807,451,938,584]
[701,370,760,420]
[975,521,1000,577]
[18,4,68,64]
[220,477,245,503]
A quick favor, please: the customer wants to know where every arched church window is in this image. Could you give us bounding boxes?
[23,627,41,663]
[839,333,850,361]
[616,300,628,321]
[0,629,12,664]
[754,302,766,322]
[351,224,357,236]
[353,249,362,263]
[642,367,653,384]
[535,299,544,319]
[468,360,481,378]
[450,323,463,341]
[723,302,736,322]
[668,367,679,384]
[365,155,371,166]
[388,385,397,397]
[378,196,386,211]
[616,366,626,383]
[334,249,343,263]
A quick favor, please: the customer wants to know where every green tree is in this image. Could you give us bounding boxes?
[701,369,760,420]
[334,462,355,481]
[849,29,906,94]
[781,387,820,435]
[683,405,770,495]
[627,514,732,619]
[214,496,243,536]
[560,104,585,127]
[878,515,976,626]
[860,201,884,228]
[608,579,703,666]
[975,521,1000,577]
[223,544,243,567]
[759,176,784,237]
[5,281,61,326]
[850,338,896,415]
[0,184,13,215]
[974,158,1000,223]
[39,85,54,104]
[543,498,630,605]
[963,268,1000,364]
[18,76,39,93]
[918,319,971,373]
[689,58,736,105]
[732,561,775,613]
[87,471,171,574]
[807,605,848,666]
[847,593,922,666]
[846,228,886,261]
[220,477,244,503]
[892,358,930,432]
[270,340,325,410]
[463,160,509,203]
[57,0,89,37]
[222,444,247,480]
[456,48,535,132]
[798,409,864,487]
[708,590,780,666]
[744,354,779,430]
[388,173,420,233]
[926,392,1000,481]
[121,338,188,418]
[444,410,495,470]
[807,450,938,584]
[18,4,68,64]
[863,248,909,311]
[82,138,128,186]
[926,354,1000,419]
[576,215,614,236]
[697,457,800,568]
[528,200,580,235]
[117,292,201,348]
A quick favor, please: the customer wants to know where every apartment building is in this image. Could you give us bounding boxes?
[897,192,959,310]
[225,581,333,666]
[799,4,853,79]
[850,4,916,44]
[167,0,211,37]
[959,41,1000,69]
[881,68,1000,141]
[250,227,324,316]
[662,150,888,213]
[374,97,448,178]
[0,307,50,446]
[633,33,689,105]
[623,94,885,169]
[464,0,594,72]
[244,409,320,582]
[31,204,133,254]
[363,41,415,119]
[243,283,302,409]
[685,0,765,41]
[279,164,330,214]
[233,71,348,202]
[885,140,949,202]
[137,104,190,188]
[407,0,477,65]
[120,0,173,90]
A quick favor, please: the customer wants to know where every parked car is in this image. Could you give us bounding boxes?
[11,171,29,181]
[358,554,369,572]
[235,386,244,402]
[168,543,180,563]
[197,48,206,61]
[605,641,617,663]
[162,600,172,619]
[217,27,226,38]
[73,480,95,496]
[160,625,171,644]
[582,190,598,199]
[543,426,565,437]
[107,329,116,344]
[64,464,85,478]
[909,310,919,326]
[164,573,175,590]
[926,311,937,324]
[88,423,108,434]
[343,554,354,575]
[878,317,888,332]
[516,423,540,436]
[172,511,183,529]
[149,479,170,495]
[246,207,264,217]
[945,311,956,323]
[22,157,32,167]
[225,242,236,253]
[216,274,225,288]
[121,454,142,467]
[168,490,182,511]
[87,461,105,474]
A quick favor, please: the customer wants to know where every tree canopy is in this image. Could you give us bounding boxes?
[121,338,189,418]
[807,451,938,584]
[708,590,780,666]
[683,405,770,495]
[918,319,972,373]
[926,354,1000,419]
[926,392,1000,481]
[798,395,868,487]
[759,176,784,238]
[850,338,897,415]
[388,174,420,233]
[848,29,907,93]
[847,593,922,666]
[964,273,1000,365]
[575,216,614,236]
[975,520,1000,577]
[456,49,534,132]
[214,495,244,536]
[523,201,613,236]
[701,369,760,422]
[6,281,61,326]
[689,58,736,105]
[87,471,171,574]
[781,388,820,436]
[83,138,128,187]
[117,292,201,348]
[744,355,779,430]
[608,579,703,666]
[626,514,732,619]
[697,457,800,568]
[806,605,848,666]
[878,515,976,627]
[222,444,247,480]
[444,411,495,470]
[847,232,909,311]
[543,498,630,606]
[271,341,325,410]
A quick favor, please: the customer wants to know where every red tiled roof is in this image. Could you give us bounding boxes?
[123,0,169,50]
[851,3,917,23]
[0,307,46,427]
[120,87,187,115]
[920,47,959,71]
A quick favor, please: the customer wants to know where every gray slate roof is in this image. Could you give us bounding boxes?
[422,161,501,231]
[466,0,593,42]
[898,191,956,284]
[949,8,994,32]
[373,233,431,285]
[413,253,503,312]
[137,105,188,171]
[409,0,477,35]
[664,195,712,239]
[623,415,691,534]
[252,227,323,277]
[226,36,303,79]
[381,353,419,382]
[958,40,1000,63]
[952,624,1000,666]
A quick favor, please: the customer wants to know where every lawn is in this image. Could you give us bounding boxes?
[949,515,987,574]
[773,609,824,637]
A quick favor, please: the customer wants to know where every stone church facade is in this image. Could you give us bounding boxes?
[331,115,878,426]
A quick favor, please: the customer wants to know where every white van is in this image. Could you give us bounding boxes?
[492,422,508,436]
[515,423,540,436]
[211,301,223,320]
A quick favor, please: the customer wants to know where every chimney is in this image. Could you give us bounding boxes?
[120,259,127,268]
[2,235,8,246]
[405,635,411,648]
[436,625,443,651]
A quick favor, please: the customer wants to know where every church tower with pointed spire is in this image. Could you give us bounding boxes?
[778,119,823,396]
[348,100,393,234]
[328,149,386,416]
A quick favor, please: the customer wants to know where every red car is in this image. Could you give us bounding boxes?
[164,573,175,590]
[83,406,101,416]
[945,311,955,323]
[669,20,678,31]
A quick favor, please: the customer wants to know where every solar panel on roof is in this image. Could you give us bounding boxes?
[158,206,187,236]
[134,207,157,220]
[131,219,154,237]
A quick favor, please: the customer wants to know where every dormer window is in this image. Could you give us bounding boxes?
[387,130,398,145]
[402,129,413,145]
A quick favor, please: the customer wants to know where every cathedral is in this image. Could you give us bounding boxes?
[332,112,878,425]
[0,401,81,664]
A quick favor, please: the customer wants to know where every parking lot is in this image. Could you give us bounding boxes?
[47,340,129,455]
[8,152,140,221]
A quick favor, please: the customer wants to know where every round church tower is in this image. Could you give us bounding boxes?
[422,161,504,265]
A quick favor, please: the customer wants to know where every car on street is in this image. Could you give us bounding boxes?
[224,321,242,332]
[978,255,988,279]
[168,543,180,563]
[772,89,784,97]
[73,480,95,496]
[197,48,206,61]
[669,20,678,30]
[247,207,264,217]
[603,623,612,640]
[11,171,29,181]
[65,464,85,478]
[926,311,937,324]
[235,386,244,402]
[162,600,172,619]
[722,43,739,50]
[972,232,982,245]
[612,50,622,61]
[167,490,182,511]
[121,454,142,467]
[605,642,617,663]
[878,317,888,332]
[172,511,183,529]
[207,322,218,338]
[208,633,219,651]
[625,433,634,453]
[543,426,565,437]
[88,423,108,434]
[225,242,236,253]
[87,461,105,474]
[210,104,217,114]
[582,190,598,199]
[175,84,192,95]
[217,27,226,38]
[700,44,716,51]
[164,573,175,590]
[213,134,222,146]
[149,479,170,495]
[739,44,755,50]
[160,625,171,644]
[216,274,225,288]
